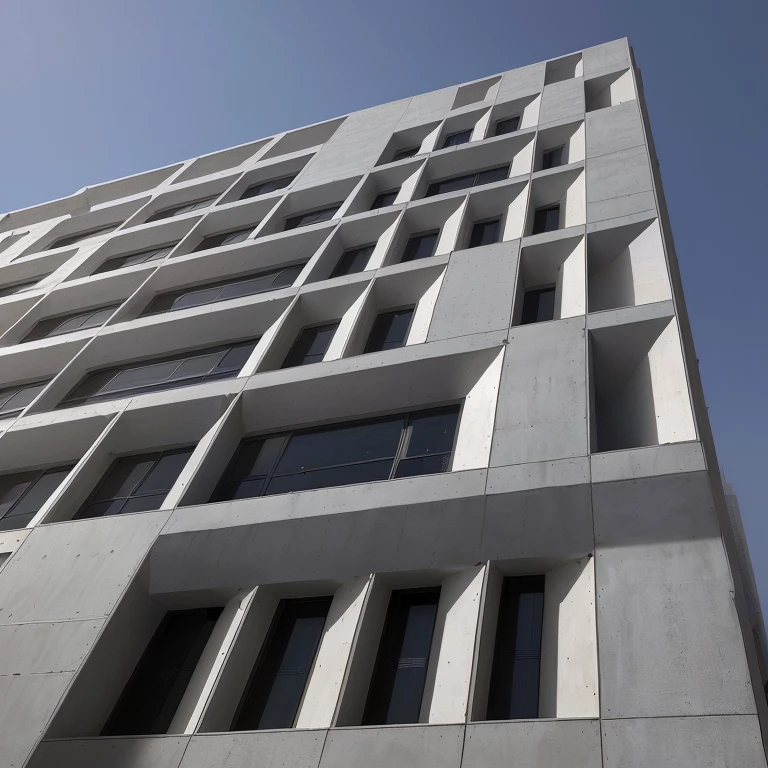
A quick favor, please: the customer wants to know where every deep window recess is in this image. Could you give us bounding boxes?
[282,323,339,368]
[0,278,41,298]
[486,576,545,720]
[542,146,565,170]
[392,147,419,162]
[210,405,460,502]
[240,175,296,200]
[284,204,341,231]
[425,165,510,197]
[531,205,560,235]
[92,245,176,276]
[232,597,331,731]
[0,381,49,420]
[49,223,121,250]
[23,305,119,343]
[0,465,74,531]
[442,129,472,148]
[363,588,440,725]
[143,265,303,316]
[103,607,222,736]
[76,448,194,520]
[364,308,414,353]
[146,197,218,223]
[469,218,501,249]
[371,190,399,210]
[330,245,375,278]
[521,287,556,325]
[61,340,258,407]
[401,231,439,263]
[192,227,254,253]
[494,116,521,136]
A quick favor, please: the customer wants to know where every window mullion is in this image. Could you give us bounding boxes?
[390,418,413,479]
[257,434,290,496]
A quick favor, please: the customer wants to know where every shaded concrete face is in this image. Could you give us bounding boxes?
[0,37,764,768]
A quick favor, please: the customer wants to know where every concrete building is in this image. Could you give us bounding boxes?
[0,37,764,768]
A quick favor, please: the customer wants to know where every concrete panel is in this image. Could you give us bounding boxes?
[319,725,464,768]
[463,720,601,768]
[180,730,325,768]
[594,472,757,718]
[427,241,519,341]
[586,146,653,204]
[586,101,645,158]
[29,736,190,768]
[582,39,631,79]
[587,191,657,224]
[591,441,706,483]
[487,457,589,494]
[496,63,546,102]
[539,79,585,125]
[492,316,588,465]
[601,715,767,768]
[396,87,457,131]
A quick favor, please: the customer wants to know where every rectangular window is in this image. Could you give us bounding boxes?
[425,165,509,197]
[542,146,565,170]
[61,340,258,407]
[240,175,296,200]
[103,607,222,736]
[521,287,556,325]
[49,223,121,250]
[392,147,419,162]
[532,205,560,235]
[210,405,460,502]
[364,308,414,353]
[145,197,217,223]
[0,278,41,298]
[469,218,501,249]
[486,576,545,720]
[76,448,194,520]
[192,227,254,253]
[284,205,341,231]
[92,245,176,276]
[282,323,339,368]
[401,231,439,263]
[442,129,472,148]
[0,465,74,531]
[494,116,520,136]
[330,245,375,278]
[23,305,119,343]
[363,588,440,725]
[0,381,49,420]
[371,189,399,210]
[231,597,331,731]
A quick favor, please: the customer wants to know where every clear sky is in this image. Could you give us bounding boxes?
[1,1,767,598]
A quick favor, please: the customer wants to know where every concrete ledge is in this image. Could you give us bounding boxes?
[487,457,589,495]
[586,299,674,330]
[591,442,705,483]
[29,736,190,768]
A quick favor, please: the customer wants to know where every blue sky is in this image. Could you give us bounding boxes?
[2,1,767,598]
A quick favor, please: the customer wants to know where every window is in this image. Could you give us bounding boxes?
[76,448,194,519]
[23,304,119,343]
[521,286,556,325]
[363,588,440,725]
[0,278,41,299]
[0,465,74,531]
[542,146,565,170]
[425,165,509,197]
[192,228,254,254]
[240,175,296,200]
[0,381,48,420]
[531,205,560,235]
[284,204,341,231]
[401,231,439,263]
[330,245,375,278]
[486,576,545,720]
[92,245,176,276]
[61,340,258,407]
[49,223,121,250]
[210,405,460,502]
[364,308,414,353]
[442,129,472,148]
[282,323,339,368]
[232,597,331,731]
[145,197,217,223]
[468,218,501,249]
[371,189,400,210]
[495,116,520,136]
[103,607,222,736]
[142,265,303,316]
[392,147,419,162]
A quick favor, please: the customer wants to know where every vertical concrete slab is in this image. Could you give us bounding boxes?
[586,101,645,158]
[396,87,457,131]
[496,63,546,103]
[582,39,631,79]
[539,79,585,125]
[586,146,655,223]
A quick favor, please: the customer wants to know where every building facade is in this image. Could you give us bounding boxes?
[0,38,765,768]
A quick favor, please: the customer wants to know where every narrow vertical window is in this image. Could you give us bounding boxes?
[401,231,439,263]
[521,287,556,325]
[442,129,472,148]
[494,116,520,136]
[364,308,414,353]
[331,245,375,278]
[371,190,400,210]
[469,219,501,249]
[532,205,560,235]
[282,323,339,368]
[542,146,565,170]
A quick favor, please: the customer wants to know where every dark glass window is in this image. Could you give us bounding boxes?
[392,147,419,162]
[49,223,121,250]
[532,205,560,235]
[401,231,439,263]
[469,218,501,249]
[240,175,296,200]
[371,190,399,210]
[282,323,339,368]
[521,287,556,325]
[23,305,119,343]
[495,116,521,136]
[103,607,222,736]
[330,245,374,278]
[192,227,254,253]
[425,165,510,197]
[363,588,440,725]
[0,381,48,420]
[232,598,331,731]
[61,340,258,407]
[364,308,414,353]
[146,197,217,223]
[76,448,194,520]
[486,576,545,720]
[143,264,303,316]
[92,245,176,276]
[0,465,74,531]
[210,405,460,502]
[284,205,341,231]
[442,129,472,148]
[0,279,41,298]
[542,146,565,170]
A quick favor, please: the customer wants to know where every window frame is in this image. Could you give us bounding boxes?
[392,146,420,162]
[541,145,566,170]
[145,196,218,224]
[92,243,178,276]
[494,116,521,136]
[531,204,560,235]
[468,217,502,249]
[239,174,297,201]
[400,230,441,263]
[363,306,416,354]
[370,189,400,210]
[49,223,122,250]
[281,321,340,368]
[330,244,376,278]
[192,226,255,253]
[520,285,557,325]
[0,380,50,420]
[0,278,41,298]
[22,304,120,343]
[441,129,473,149]
[0,464,75,531]
[284,203,343,231]
[425,164,510,198]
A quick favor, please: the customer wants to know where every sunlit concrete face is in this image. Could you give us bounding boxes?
[0,37,765,768]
